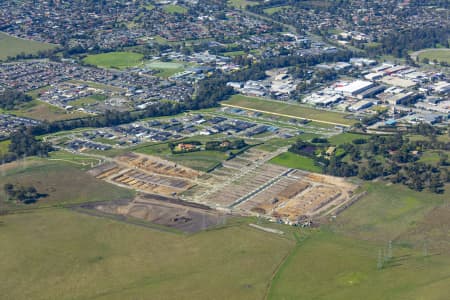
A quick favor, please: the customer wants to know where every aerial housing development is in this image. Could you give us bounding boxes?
[0,1,449,299]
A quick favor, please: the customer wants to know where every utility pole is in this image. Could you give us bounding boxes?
[377,249,383,270]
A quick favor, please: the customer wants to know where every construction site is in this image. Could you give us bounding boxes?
[89,148,359,226]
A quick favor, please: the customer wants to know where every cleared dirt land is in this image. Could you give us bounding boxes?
[91,153,201,197]
[89,194,228,233]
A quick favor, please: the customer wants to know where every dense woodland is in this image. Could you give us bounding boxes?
[0,89,32,110]
[363,26,449,58]
[290,127,449,193]
[0,128,52,164]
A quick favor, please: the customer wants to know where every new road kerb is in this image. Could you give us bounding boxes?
[221,103,352,127]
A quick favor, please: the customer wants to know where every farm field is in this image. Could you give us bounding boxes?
[223,94,356,126]
[0,32,57,61]
[270,151,323,173]
[417,48,450,64]
[83,52,144,69]
[0,209,294,300]
[0,159,134,209]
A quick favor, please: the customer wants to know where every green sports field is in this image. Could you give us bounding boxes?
[83,52,144,69]
[146,61,188,78]
[163,4,188,14]
[0,32,57,61]
[223,95,356,126]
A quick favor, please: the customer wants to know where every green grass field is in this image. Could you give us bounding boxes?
[269,230,450,300]
[163,4,188,14]
[223,50,246,57]
[270,151,323,173]
[70,94,108,107]
[269,181,450,299]
[333,182,448,243]
[83,52,144,69]
[228,0,258,8]
[146,61,187,78]
[0,32,57,61]
[223,95,356,126]
[2,100,88,122]
[328,132,370,145]
[135,142,227,172]
[0,159,133,209]
[0,140,10,155]
[263,6,291,15]
[1,156,449,299]
[0,209,293,300]
[418,48,450,64]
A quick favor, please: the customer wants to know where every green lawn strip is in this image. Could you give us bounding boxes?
[223,94,356,126]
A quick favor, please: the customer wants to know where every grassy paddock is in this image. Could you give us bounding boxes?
[0,32,57,61]
[135,142,228,172]
[328,132,370,145]
[270,151,323,173]
[418,48,450,64]
[223,94,356,126]
[0,209,294,300]
[333,182,448,243]
[269,230,450,300]
[5,100,87,122]
[0,159,133,208]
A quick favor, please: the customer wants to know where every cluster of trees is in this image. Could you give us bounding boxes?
[3,183,43,204]
[0,89,32,110]
[205,139,247,152]
[0,128,52,165]
[364,26,449,58]
[289,133,449,193]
